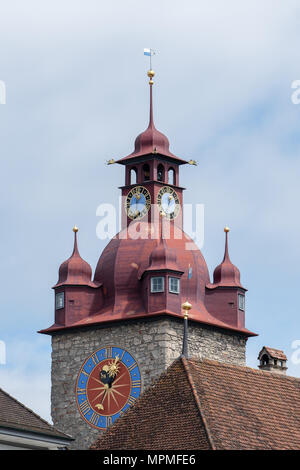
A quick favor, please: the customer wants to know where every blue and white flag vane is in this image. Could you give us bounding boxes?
[144,48,156,69]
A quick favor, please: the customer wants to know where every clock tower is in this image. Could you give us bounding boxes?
[40,69,256,449]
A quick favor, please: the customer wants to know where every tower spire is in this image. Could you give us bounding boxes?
[116,61,188,164]
[72,225,79,256]
[53,226,96,288]
[147,69,155,127]
[223,226,230,262]
[211,227,243,288]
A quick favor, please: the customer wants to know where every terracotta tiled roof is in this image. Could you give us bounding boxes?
[91,358,300,450]
[91,360,212,450]
[0,387,72,441]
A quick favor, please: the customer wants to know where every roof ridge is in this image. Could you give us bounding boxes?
[188,358,300,382]
[0,386,69,437]
[181,357,216,450]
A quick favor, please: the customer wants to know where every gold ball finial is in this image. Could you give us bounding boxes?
[147,69,155,85]
[224,226,230,233]
[73,225,79,233]
[182,300,192,320]
[182,301,192,311]
[147,69,155,78]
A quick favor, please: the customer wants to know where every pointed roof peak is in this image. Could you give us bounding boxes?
[143,216,183,274]
[210,227,244,289]
[54,227,96,288]
[116,70,188,165]
[72,225,79,256]
[223,226,231,262]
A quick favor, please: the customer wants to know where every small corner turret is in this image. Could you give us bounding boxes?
[205,227,247,329]
[52,227,102,327]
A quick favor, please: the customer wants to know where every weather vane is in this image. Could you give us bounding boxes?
[144,48,156,70]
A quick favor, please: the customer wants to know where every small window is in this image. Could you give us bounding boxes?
[151,277,164,293]
[238,294,245,311]
[56,292,65,310]
[169,277,180,294]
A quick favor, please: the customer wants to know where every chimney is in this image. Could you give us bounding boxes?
[258,346,288,375]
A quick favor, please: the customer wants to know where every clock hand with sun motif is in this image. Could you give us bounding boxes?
[94,356,120,410]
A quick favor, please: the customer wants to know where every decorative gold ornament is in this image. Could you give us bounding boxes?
[182,300,192,311]
[73,226,78,233]
[147,69,155,85]
[105,355,120,378]
[224,226,230,233]
[106,159,116,165]
[188,159,197,166]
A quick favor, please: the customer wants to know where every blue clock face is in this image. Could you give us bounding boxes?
[75,346,142,430]
[126,185,151,220]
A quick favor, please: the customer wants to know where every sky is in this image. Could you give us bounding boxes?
[1,0,300,422]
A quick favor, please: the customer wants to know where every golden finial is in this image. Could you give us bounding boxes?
[147,69,155,85]
[182,301,192,312]
[224,226,230,233]
[106,159,115,165]
[182,300,192,320]
[73,226,78,233]
[188,159,197,166]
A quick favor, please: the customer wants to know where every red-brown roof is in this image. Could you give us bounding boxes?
[0,387,72,441]
[116,83,187,165]
[91,357,300,450]
[91,359,211,450]
[207,229,244,289]
[261,347,287,361]
[40,227,256,338]
[53,229,99,289]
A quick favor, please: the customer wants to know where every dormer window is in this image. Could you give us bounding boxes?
[151,277,164,293]
[55,292,64,310]
[238,294,245,311]
[169,277,180,294]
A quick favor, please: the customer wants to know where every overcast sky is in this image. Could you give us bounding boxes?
[1,0,300,422]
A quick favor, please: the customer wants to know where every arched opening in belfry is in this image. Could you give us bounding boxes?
[157,164,165,182]
[168,167,175,185]
[130,167,137,185]
[143,164,150,182]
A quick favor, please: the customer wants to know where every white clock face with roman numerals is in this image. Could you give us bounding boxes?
[157,186,180,220]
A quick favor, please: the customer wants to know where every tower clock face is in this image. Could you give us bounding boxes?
[125,186,151,220]
[157,186,180,220]
[75,346,142,430]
